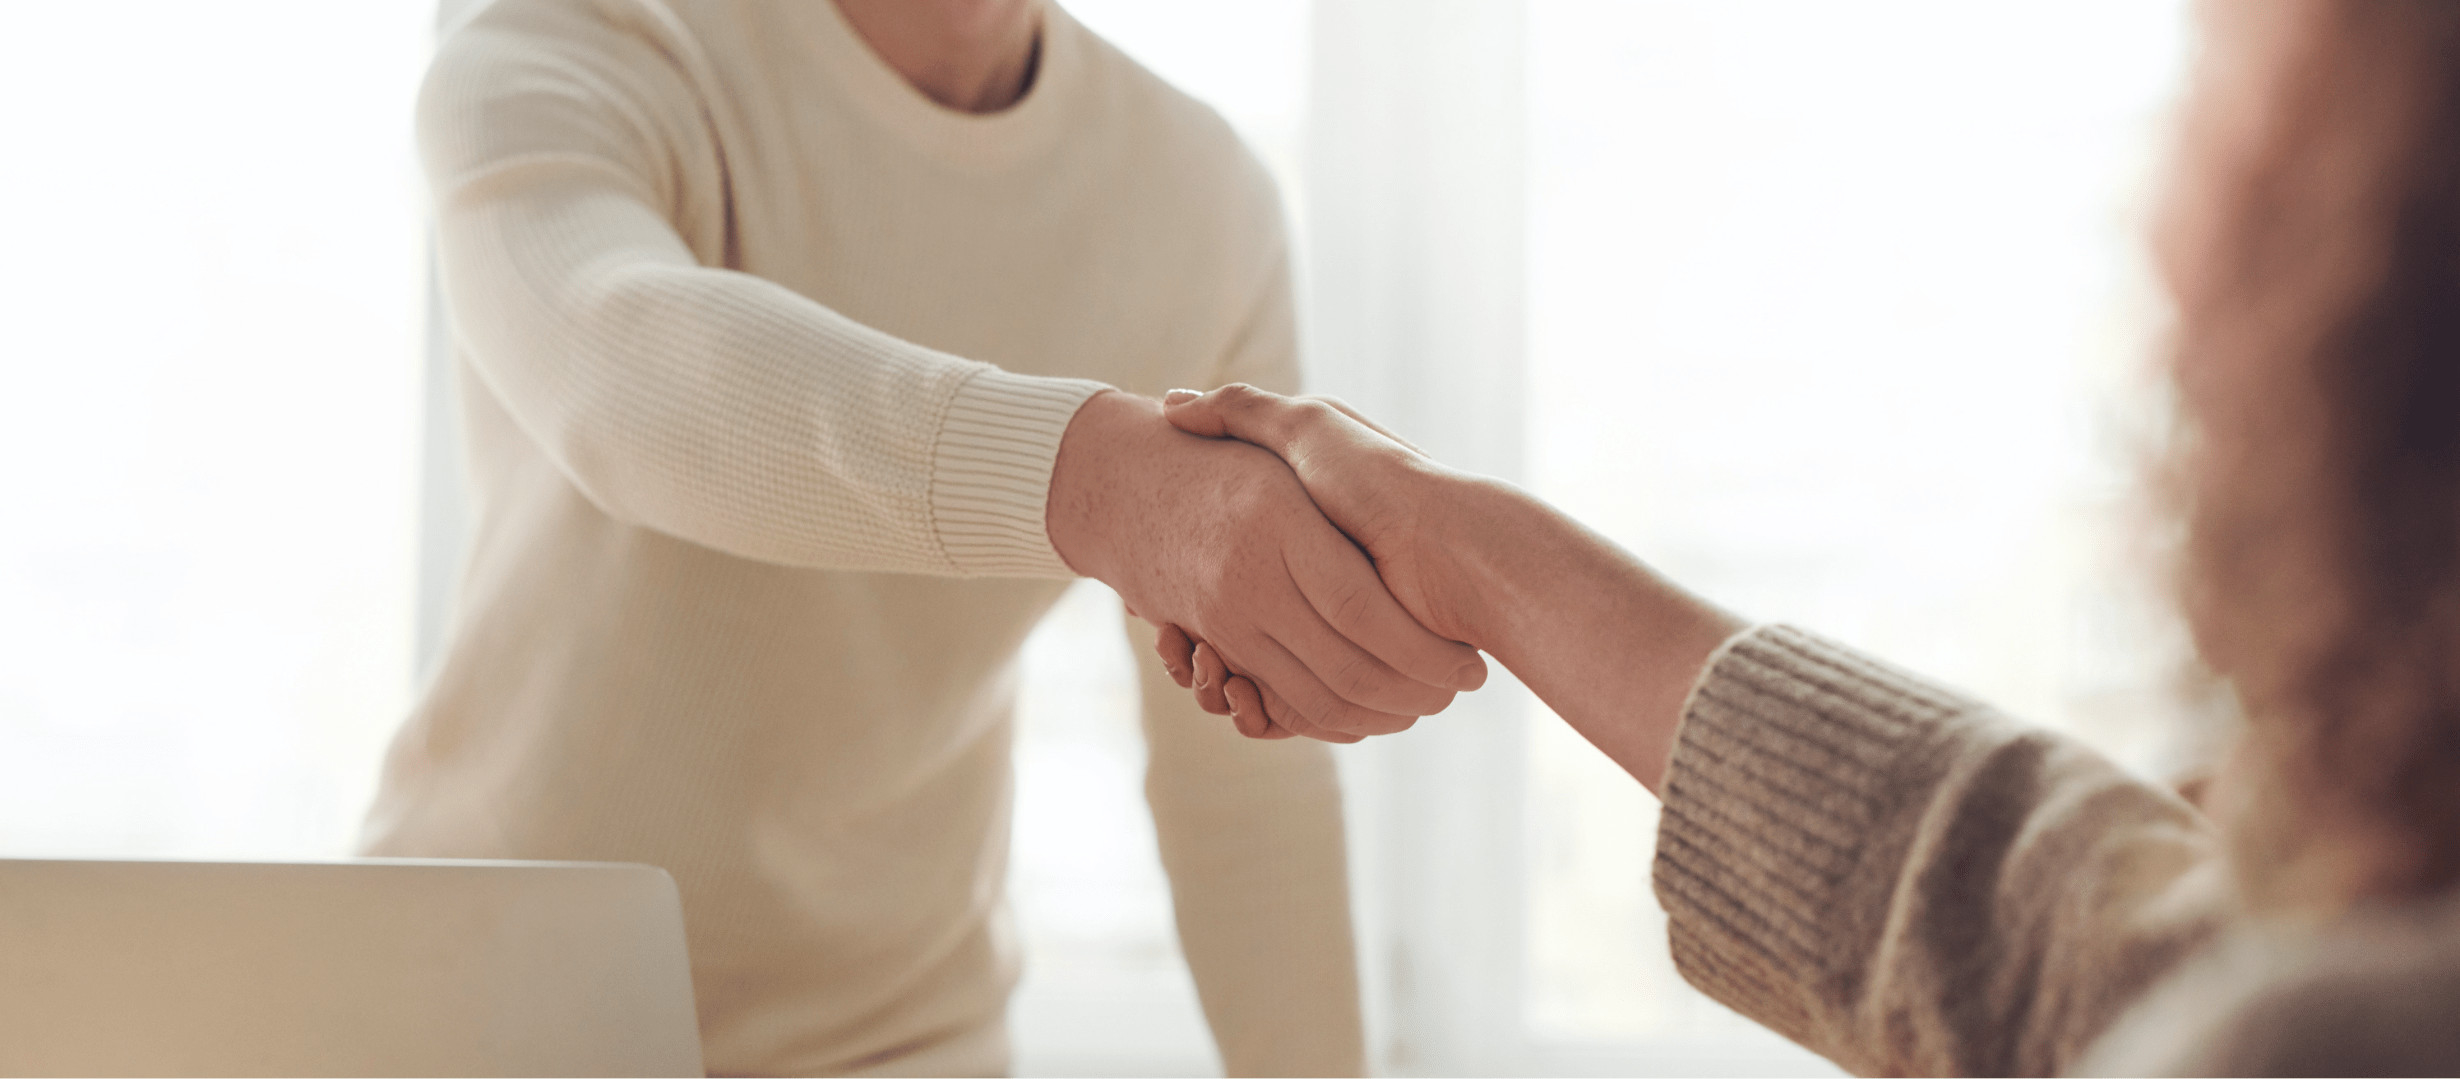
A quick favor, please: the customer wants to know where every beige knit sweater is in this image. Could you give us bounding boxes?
[1663,625,2460,1075]
[362,1,1361,1074]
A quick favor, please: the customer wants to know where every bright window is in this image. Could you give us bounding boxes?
[0,2,428,859]
[1521,0,2196,1053]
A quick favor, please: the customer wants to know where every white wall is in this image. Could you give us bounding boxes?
[0,1,430,860]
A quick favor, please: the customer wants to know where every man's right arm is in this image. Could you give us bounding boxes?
[425,9,1480,722]
[425,9,1104,578]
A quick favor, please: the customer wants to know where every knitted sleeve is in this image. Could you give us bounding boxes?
[419,3,1107,577]
[1652,625,2230,1076]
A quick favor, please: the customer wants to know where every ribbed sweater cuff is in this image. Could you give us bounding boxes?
[1650,624,1980,1044]
[929,366,1112,578]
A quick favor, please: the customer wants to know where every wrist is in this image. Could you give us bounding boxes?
[1045,389,1154,581]
[1417,473,1541,652]
[1444,480,1744,789]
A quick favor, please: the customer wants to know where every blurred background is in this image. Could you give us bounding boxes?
[0,1,2194,1074]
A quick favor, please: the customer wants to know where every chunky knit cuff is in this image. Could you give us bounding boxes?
[928,366,1112,578]
[1651,624,1980,1047]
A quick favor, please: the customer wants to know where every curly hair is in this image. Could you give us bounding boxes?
[2171,0,2460,907]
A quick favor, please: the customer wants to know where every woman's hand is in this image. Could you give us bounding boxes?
[1151,383,1745,789]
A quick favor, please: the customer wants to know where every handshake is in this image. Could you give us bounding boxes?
[1046,384,1517,745]
[1051,381,1737,785]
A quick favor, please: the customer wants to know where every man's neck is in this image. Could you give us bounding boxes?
[832,0,1044,114]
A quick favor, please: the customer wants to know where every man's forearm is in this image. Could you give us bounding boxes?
[1436,478,1746,792]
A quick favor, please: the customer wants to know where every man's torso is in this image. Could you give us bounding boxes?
[367,1,1283,1070]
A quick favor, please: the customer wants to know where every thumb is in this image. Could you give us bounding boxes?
[1160,387,1229,438]
[1161,383,1284,446]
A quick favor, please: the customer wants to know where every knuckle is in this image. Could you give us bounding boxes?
[1191,560,1248,612]
[1271,712,1318,739]
[1325,650,1386,703]
[1277,399,1333,440]
[1322,699,1384,736]
[1337,588,1379,633]
[1289,685,1341,728]
[1357,709,1413,737]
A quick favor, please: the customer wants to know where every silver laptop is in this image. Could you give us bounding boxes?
[0,858,703,1077]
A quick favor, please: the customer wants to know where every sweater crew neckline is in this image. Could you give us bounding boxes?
[799,0,1084,172]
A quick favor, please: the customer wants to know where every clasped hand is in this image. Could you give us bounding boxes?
[1050,386,1490,742]
[1154,385,1495,740]
[1046,391,1485,742]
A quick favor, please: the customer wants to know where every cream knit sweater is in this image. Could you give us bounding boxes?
[361,1,1361,1074]
[1663,625,2460,1075]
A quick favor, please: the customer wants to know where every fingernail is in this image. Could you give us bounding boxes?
[1163,388,1201,405]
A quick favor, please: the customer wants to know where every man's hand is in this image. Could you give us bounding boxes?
[1046,391,1486,742]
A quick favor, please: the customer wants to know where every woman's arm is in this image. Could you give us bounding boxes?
[1157,385,2231,1074]
[1158,385,1738,788]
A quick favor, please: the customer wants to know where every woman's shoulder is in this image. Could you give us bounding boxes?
[2082,892,2460,1076]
